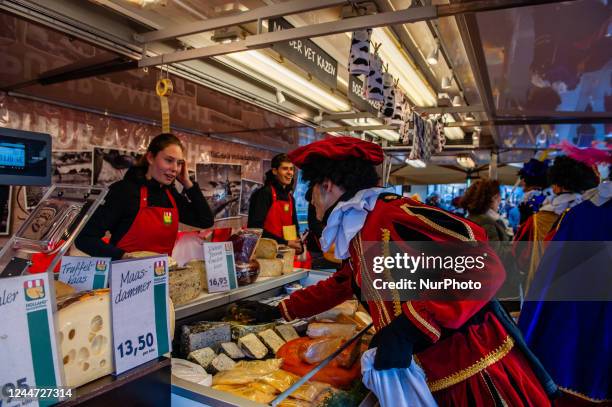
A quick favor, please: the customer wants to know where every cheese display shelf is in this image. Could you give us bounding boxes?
[171,270,379,407]
[174,269,311,320]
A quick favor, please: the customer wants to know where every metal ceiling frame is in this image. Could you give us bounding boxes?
[133,0,349,43]
[138,0,566,68]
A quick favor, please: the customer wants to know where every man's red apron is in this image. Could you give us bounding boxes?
[263,187,311,269]
[116,186,179,256]
[263,187,294,240]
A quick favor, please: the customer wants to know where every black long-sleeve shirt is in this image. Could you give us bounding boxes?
[247,181,299,245]
[75,167,214,260]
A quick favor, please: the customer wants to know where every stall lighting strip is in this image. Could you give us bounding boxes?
[269,323,374,406]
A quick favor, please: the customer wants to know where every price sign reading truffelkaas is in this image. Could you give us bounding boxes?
[0,273,63,407]
[110,256,171,375]
[59,256,111,292]
[203,242,237,293]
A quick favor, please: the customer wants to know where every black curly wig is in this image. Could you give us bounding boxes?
[548,155,599,193]
[300,156,380,192]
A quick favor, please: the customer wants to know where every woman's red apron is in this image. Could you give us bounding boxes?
[116,186,179,256]
[263,187,311,269]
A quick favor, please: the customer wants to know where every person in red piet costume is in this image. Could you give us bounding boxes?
[75,133,214,260]
[239,136,557,406]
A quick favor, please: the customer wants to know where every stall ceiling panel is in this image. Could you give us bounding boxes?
[0,12,304,151]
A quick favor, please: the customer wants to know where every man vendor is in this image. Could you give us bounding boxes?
[247,153,302,253]
[241,137,556,406]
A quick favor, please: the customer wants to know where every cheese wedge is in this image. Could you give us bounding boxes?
[187,347,216,370]
[275,324,299,343]
[55,281,76,298]
[57,290,113,388]
[238,334,268,359]
[257,329,286,354]
[255,259,283,278]
[169,267,201,306]
[254,238,278,259]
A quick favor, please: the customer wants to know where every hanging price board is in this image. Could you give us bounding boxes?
[203,242,237,293]
[59,256,110,292]
[110,255,171,375]
[0,273,63,407]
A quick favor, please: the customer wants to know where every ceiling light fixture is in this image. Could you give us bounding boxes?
[452,95,462,107]
[313,110,324,123]
[406,159,427,168]
[223,51,350,111]
[465,112,476,121]
[370,29,437,106]
[441,76,453,90]
[456,155,476,169]
[426,40,439,65]
[275,89,286,104]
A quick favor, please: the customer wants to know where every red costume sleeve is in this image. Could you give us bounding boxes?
[279,262,354,321]
[366,197,506,343]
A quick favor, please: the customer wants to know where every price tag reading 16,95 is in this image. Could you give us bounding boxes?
[110,255,171,375]
[203,242,237,293]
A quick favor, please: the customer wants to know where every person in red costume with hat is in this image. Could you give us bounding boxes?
[240,136,557,406]
[247,153,303,254]
[75,133,214,260]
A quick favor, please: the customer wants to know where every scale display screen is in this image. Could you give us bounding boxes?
[0,128,51,186]
[0,142,26,169]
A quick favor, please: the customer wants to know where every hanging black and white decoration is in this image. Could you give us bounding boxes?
[348,29,372,75]
[381,70,395,118]
[365,48,384,102]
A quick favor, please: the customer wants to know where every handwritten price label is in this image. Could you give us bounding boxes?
[116,333,155,359]
[110,256,171,375]
[203,242,237,293]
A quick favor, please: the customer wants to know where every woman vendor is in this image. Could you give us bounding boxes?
[75,133,214,260]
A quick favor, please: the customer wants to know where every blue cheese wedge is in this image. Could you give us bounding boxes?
[220,342,245,359]
[187,347,216,370]
[237,333,268,359]
[275,324,299,342]
[257,329,286,354]
[181,322,231,355]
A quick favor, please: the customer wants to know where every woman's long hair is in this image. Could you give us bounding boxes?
[136,133,184,169]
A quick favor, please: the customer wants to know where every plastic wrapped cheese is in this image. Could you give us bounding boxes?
[306,323,356,339]
[212,359,283,385]
[254,238,278,259]
[259,369,299,393]
[299,336,343,364]
[314,300,358,320]
[172,358,212,387]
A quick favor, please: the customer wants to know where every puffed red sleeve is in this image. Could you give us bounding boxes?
[279,262,354,321]
[401,244,505,342]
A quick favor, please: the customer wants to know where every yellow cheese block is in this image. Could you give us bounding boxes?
[57,290,176,388]
[57,289,113,388]
[254,238,278,260]
[169,267,201,306]
[255,259,283,278]
[55,281,76,299]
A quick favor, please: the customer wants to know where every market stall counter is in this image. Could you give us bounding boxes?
[170,270,378,407]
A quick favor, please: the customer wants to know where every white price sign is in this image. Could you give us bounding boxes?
[110,256,171,375]
[59,256,110,292]
[0,273,62,407]
[203,242,237,293]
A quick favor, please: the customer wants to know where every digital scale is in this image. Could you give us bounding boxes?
[0,127,108,277]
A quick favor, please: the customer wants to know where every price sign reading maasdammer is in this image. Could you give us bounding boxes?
[0,273,62,407]
[110,256,171,375]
